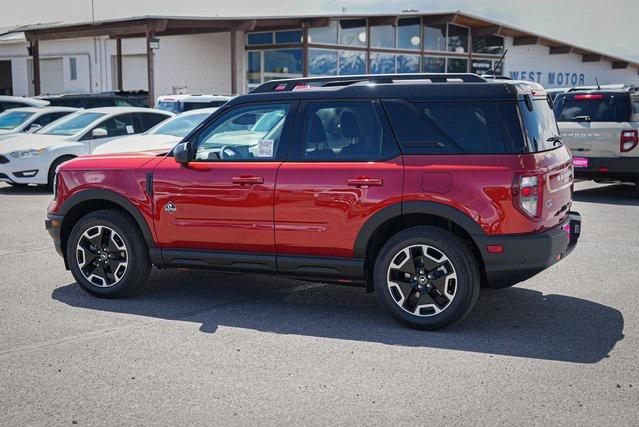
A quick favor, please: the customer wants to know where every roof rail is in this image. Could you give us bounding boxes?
[251,73,487,93]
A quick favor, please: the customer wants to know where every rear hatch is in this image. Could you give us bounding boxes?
[519,95,574,229]
[554,92,631,158]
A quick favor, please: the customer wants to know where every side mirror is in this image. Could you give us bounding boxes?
[92,128,108,138]
[27,123,42,133]
[174,142,190,164]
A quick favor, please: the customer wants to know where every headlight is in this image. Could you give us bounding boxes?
[9,148,47,159]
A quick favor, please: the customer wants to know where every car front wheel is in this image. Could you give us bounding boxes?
[373,226,480,330]
[67,209,151,298]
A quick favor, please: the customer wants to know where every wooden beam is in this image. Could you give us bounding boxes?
[582,54,602,62]
[115,38,123,90]
[307,17,331,28]
[146,29,155,107]
[471,25,501,37]
[513,36,539,45]
[302,23,309,77]
[235,20,256,31]
[612,61,628,69]
[230,28,237,94]
[549,46,572,54]
[31,41,40,96]
[368,16,398,26]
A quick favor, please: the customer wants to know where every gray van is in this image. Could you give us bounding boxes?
[554,87,639,190]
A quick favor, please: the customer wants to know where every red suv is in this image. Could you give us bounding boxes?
[46,74,581,330]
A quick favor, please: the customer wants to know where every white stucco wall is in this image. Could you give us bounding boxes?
[503,37,639,88]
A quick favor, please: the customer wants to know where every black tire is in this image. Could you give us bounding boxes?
[67,209,151,298]
[46,156,74,191]
[373,226,480,330]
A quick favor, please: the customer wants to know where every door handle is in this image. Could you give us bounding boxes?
[232,176,264,185]
[347,177,383,187]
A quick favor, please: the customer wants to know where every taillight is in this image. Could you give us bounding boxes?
[574,94,603,100]
[620,130,638,153]
[513,174,543,219]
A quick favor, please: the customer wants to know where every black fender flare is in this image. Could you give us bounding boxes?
[57,188,156,249]
[353,200,485,259]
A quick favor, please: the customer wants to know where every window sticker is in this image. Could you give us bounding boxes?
[126,125,134,134]
[257,139,274,157]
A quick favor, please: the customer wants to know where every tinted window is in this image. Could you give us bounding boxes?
[194,104,289,161]
[41,112,105,136]
[92,114,136,139]
[397,18,421,50]
[182,101,227,112]
[521,99,561,152]
[370,24,395,48]
[382,100,509,154]
[554,93,631,122]
[301,101,399,161]
[137,113,168,132]
[339,19,366,46]
[0,111,34,130]
[0,101,24,113]
[33,112,72,127]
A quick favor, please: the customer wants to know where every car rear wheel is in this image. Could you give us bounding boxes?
[67,209,151,298]
[373,226,480,330]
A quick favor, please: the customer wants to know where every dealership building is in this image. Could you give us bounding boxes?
[0,11,637,103]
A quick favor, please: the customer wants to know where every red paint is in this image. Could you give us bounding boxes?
[50,144,574,258]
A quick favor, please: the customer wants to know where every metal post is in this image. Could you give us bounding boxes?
[230,28,237,94]
[32,40,41,96]
[146,30,155,107]
[116,38,123,90]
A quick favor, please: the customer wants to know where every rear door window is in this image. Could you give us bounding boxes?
[33,112,71,127]
[382,100,510,154]
[519,99,560,152]
[92,113,136,139]
[553,93,631,122]
[296,100,399,161]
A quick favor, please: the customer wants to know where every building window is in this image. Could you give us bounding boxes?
[339,19,367,46]
[247,32,273,46]
[397,54,420,73]
[309,20,338,45]
[339,50,366,74]
[397,17,421,50]
[247,51,261,84]
[423,56,445,73]
[370,24,395,48]
[69,57,77,81]
[447,24,469,53]
[472,35,504,55]
[471,59,492,75]
[264,49,303,80]
[309,49,338,76]
[275,30,303,44]
[370,53,396,74]
[446,57,468,73]
[423,23,446,51]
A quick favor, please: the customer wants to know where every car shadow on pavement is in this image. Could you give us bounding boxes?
[51,269,623,364]
[0,184,50,195]
[573,183,639,206]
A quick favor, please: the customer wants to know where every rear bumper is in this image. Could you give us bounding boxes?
[573,157,639,182]
[475,212,582,288]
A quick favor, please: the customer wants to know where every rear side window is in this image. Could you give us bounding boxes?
[554,93,631,122]
[299,101,399,161]
[382,100,512,154]
[519,99,560,152]
[137,113,168,132]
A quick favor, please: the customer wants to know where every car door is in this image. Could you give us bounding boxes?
[83,113,137,152]
[152,101,296,258]
[274,99,403,259]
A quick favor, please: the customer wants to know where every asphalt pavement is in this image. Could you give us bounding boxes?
[0,181,637,425]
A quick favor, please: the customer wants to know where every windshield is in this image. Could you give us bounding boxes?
[0,111,35,130]
[155,101,180,113]
[520,99,560,152]
[151,113,210,137]
[40,112,105,136]
[554,93,631,122]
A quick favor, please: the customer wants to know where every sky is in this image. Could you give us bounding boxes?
[2,0,638,61]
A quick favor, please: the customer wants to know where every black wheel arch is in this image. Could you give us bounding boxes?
[57,189,157,266]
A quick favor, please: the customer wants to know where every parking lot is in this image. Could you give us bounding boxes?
[0,180,637,425]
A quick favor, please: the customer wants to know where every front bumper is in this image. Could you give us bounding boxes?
[45,213,65,261]
[573,157,639,182]
[475,211,582,288]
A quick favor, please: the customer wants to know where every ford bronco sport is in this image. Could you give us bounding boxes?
[555,86,639,190]
[46,73,581,330]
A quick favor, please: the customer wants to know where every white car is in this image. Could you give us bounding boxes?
[0,107,173,187]
[154,94,232,113]
[0,95,49,113]
[93,108,217,155]
[0,107,78,139]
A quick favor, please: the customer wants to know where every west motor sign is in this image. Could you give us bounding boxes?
[508,70,586,87]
